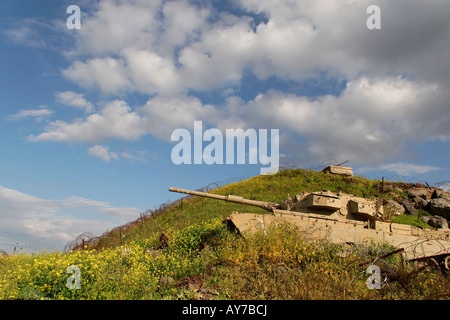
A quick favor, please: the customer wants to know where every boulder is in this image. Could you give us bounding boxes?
[413,196,428,209]
[431,189,450,200]
[422,215,449,229]
[384,199,405,216]
[407,188,432,200]
[401,199,418,216]
[429,198,450,220]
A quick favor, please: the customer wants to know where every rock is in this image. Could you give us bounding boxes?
[413,196,428,209]
[388,192,402,202]
[383,199,405,216]
[422,215,449,229]
[429,198,450,220]
[401,199,418,216]
[431,189,450,200]
[431,189,444,199]
[381,184,393,192]
[439,191,450,201]
[392,200,406,215]
[407,188,432,200]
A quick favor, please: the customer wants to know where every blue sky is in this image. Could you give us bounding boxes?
[1,0,449,253]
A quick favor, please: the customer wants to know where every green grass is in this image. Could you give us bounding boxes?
[392,210,432,229]
[1,168,448,300]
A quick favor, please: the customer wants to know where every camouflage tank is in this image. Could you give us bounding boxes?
[169,187,450,270]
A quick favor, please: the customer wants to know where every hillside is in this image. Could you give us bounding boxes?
[67,167,440,252]
[1,168,449,300]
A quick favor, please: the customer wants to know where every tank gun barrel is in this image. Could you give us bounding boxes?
[169,187,278,212]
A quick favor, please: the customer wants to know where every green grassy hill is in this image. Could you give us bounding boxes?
[78,167,429,251]
[1,168,448,300]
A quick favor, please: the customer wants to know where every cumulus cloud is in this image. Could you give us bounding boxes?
[66,0,163,56]
[28,100,144,143]
[62,58,131,94]
[55,91,94,113]
[25,0,450,167]
[138,95,222,140]
[29,75,450,167]
[60,0,450,94]
[0,185,142,253]
[217,76,449,165]
[29,95,222,143]
[123,48,181,95]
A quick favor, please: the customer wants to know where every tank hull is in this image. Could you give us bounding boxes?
[224,210,450,262]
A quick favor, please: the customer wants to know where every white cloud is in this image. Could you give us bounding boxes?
[62,58,131,94]
[123,48,181,95]
[138,95,222,140]
[221,76,448,166]
[28,100,144,143]
[58,0,450,96]
[66,0,163,56]
[88,145,150,163]
[8,108,53,121]
[29,75,450,167]
[4,18,49,49]
[29,95,222,143]
[88,145,118,162]
[23,0,450,169]
[0,185,142,253]
[379,163,441,176]
[55,91,94,113]
[358,162,441,176]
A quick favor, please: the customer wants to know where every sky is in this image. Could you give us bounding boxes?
[1,0,449,253]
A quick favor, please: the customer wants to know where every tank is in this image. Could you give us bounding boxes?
[168,187,450,270]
